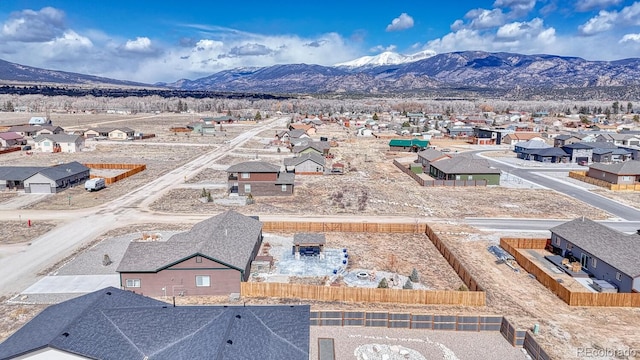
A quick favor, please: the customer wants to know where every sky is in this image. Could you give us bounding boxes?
[1,1,640,83]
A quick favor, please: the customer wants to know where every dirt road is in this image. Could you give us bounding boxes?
[0,116,288,298]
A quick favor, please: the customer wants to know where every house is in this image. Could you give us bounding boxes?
[289,123,316,135]
[389,138,429,152]
[8,125,63,138]
[554,134,583,147]
[292,141,330,156]
[0,167,44,190]
[549,218,640,293]
[118,211,264,296]
[447,126,474,138]
[108,127,135,140]
[188,122,218,135]
[0,132,25,148]
[284,153,325,174]
[226,161,294,196]
[562,143,594,163]
[416,148,451,168]
[521,147,570,163]
[33,134,84,153]
[83,127,111,138]
[275,129,309,145]
[586,161,640,184]
[591,124,618,132]
[514,139,551,159]
[0,287,310,360]
[428,156,501,185]
[471,128,502,145]
[591,147,632,163]
[595,133,640,147]
[502,132,545,146]
[23,161,90,193]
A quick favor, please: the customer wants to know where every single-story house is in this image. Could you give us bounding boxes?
[24,161,90,193]
[0,132,25,148]
[586,161,640,184]
[0,287,310,360]
[0,166,44,190]
[292,141,330,156]
[33,134,84,153]
[502,132,545,146]
[84,127,135,140]
[553,134,583,147]
[284,153,325,174]
[562,142,594,163]
[8,125,64,138]
[226,161,294,196]
[591,147,632,163]
[428,156,501,185]
[289,123,316,135]
[416,148,451,168]
[188,122,218,135]
[519,147,570,163]
[389,138,429,152]
[549,218,640,293]
[118,210,264,297]
[596,133,640,147]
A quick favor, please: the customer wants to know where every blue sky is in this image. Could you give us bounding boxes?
[1,1,640,83]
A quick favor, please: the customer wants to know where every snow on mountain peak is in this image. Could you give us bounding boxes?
[335,50,437,68]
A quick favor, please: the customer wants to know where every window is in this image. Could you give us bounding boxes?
[281,184,287,192]
[622,176,632,182]
[126,279,141,288]
[616,272,622,281]
[244,184,251,193]
[195,256,202,263]
[592,258,597,268]
[468,175,473,180]
[196,275,210,287]
[554,237,561,246]
[241,172,250,179]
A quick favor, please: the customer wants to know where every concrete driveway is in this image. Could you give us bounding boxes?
[21,274,120,294]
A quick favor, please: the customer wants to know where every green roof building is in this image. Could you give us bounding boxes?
[389,138,429,152]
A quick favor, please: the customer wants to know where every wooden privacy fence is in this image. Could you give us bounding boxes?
[0,147,20,155]
[83,163,146,185]
[262,221,425,234]
[524,332,552,360]
[241,282,486,306]
[392,159,425,186]
[569,171,640,191]
[425,224,484,291]
[501,238,640,307]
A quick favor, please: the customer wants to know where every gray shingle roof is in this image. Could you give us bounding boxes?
[117,210,262,272]
[550,218,640,277]
[0,287,310,360]
[37,162,89,181]
[226,161,281,173]
[292,141,330,154]
[430,156,501,175]
[515,140,551,149]
[293,233,326,245]
[33,134,81,143]
[417,148,450,162]
[588,160,640,175]
[283,153,325,167]
[275,172,295,185]
[0,166,45,181]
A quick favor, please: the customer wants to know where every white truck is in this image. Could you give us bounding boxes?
[85,178,106,192]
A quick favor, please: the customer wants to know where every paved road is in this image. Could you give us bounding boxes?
[464,217,640,233]
[475,152,640,221]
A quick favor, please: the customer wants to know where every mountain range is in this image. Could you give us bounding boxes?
[3,51,640,97]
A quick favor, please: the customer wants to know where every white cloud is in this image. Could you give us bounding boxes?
[123,37,153,52]
[493,0,537,17]
[386,13,414,32]
[579,10,616,35]
[1,7,65,42]
[619,2,640,24]
[369,44,397,53]
[620,33,640,42]
[575,0,622,12]
[465,8,506,29]
[496,18,546,40]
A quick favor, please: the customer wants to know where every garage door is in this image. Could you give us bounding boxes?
[29,183,52,193]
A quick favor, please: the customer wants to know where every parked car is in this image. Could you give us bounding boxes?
[21,145,31,151]
[578,160,588,166]
[440,148,451,153]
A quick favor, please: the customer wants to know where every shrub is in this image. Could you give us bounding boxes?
[403,279,413,289]
[377,278,389,289]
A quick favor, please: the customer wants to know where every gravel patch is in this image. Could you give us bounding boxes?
[310,326,529,360]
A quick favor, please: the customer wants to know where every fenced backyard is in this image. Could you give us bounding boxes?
[83,163,146,184]
[569,171,640,191]
[392,159,488,187]
[500,237,640,307]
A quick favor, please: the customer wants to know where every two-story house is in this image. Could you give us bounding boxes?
[226,161,294,196]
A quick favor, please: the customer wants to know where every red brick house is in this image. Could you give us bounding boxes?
[227,161,294,196]
[117,210,263,297]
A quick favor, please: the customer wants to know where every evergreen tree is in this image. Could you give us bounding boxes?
[628,102,633,114]
[254,111,262,120]
[403,279,413,290]
[409,268,420,283]
[377,278,389,289]
[612,101,620,115]
[372,113,379,121]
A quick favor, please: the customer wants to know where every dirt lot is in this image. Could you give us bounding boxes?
[591,188,640,208]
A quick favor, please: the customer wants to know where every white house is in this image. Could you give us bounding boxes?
[34,134,84,153]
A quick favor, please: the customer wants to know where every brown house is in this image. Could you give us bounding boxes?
[227,161,295,196]
[117,210,263,297]
[587,161,640,184]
